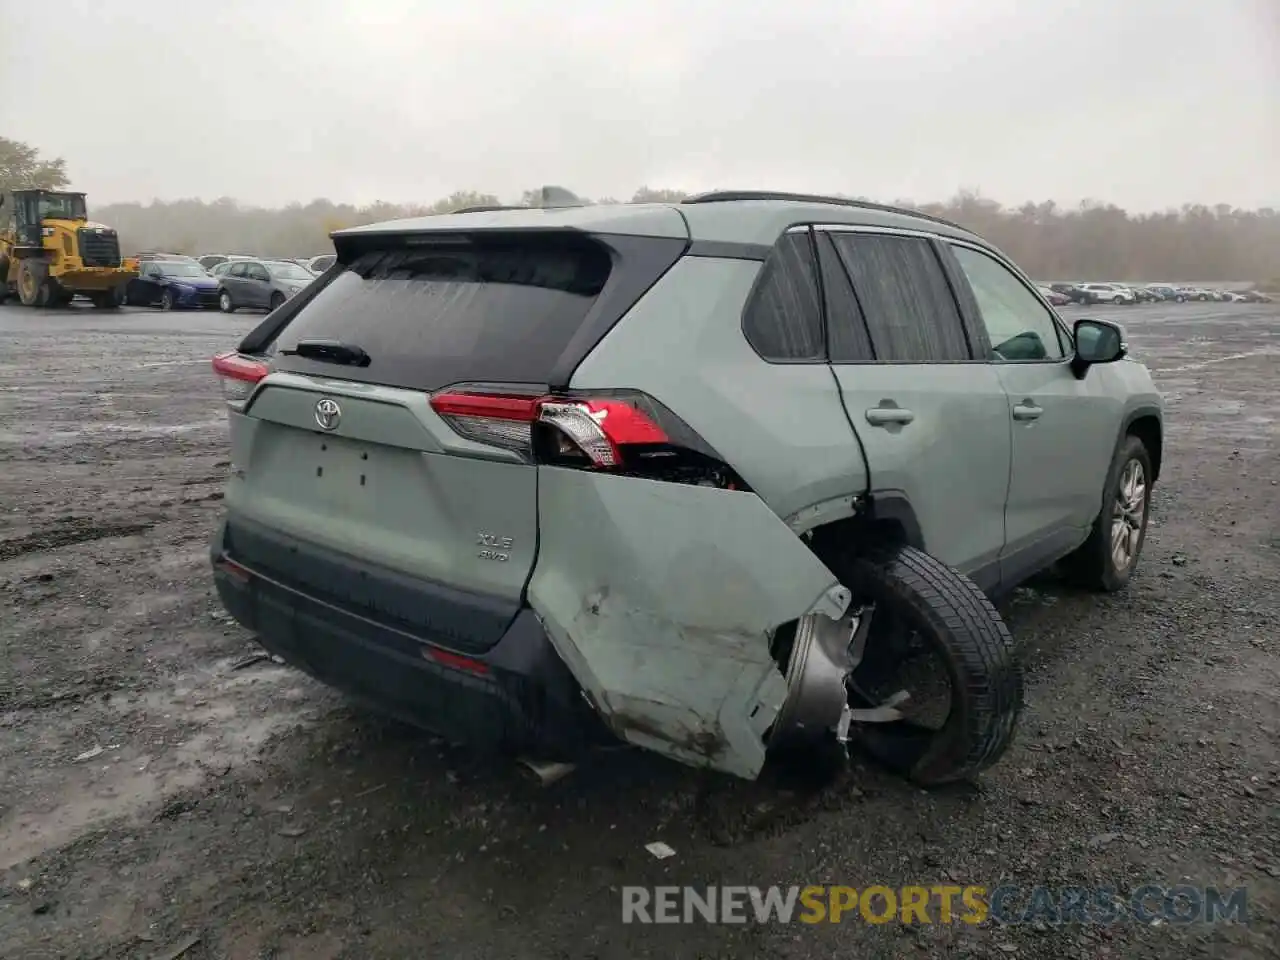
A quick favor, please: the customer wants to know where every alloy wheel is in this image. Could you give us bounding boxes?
[1110,459,1147,572]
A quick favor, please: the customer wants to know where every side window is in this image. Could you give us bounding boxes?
[251,264,270,281]
[949,245,1065,361]
[742,230,824,362]
[828,233,971,363]
[815,233,874,363]
[229,262,247,278]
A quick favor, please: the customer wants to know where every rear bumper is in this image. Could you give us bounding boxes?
[210,518,613,758]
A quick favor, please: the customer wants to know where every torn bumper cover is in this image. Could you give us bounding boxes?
[528,469,855,780]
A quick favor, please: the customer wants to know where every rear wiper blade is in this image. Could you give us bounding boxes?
[281,339,371,367]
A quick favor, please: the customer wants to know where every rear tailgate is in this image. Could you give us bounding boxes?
[221,213,689,654]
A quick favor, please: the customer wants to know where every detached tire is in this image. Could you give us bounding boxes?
[836,544,1023,786]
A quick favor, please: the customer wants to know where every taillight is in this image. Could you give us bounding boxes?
[428,387,745,489]
[212,351,269,404]
[535,399,667,467]
[429,389,668,468]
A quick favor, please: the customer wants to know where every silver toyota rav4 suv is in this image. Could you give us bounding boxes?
[210,191,1163,787]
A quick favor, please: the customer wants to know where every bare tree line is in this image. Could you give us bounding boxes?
[2,137,1275,285]
[91,188,1279,286]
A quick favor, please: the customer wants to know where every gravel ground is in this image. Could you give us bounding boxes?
[0,301,1277,960]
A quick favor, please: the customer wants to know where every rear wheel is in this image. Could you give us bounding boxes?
[1062,435,1152,592]
[218,289,236,313]
[796,542,1024,786]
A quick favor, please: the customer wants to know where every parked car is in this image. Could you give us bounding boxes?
[1037,285,1070,306]
[1127,286,1160,303]
[197,254,255,272]
[125,259,220,310]
[1235,290,1272,303]
[1077,283,1134,305]
[1049,282,1092,304]
[1144,285,1184,302]
[216,258,316,313]
[209,190,1163,789]
[135,251,199,264]
[306,254,337,275]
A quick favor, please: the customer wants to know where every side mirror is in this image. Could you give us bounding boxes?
[1071,318,1127,379]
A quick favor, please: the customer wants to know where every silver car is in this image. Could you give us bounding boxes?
[216,258,315,313]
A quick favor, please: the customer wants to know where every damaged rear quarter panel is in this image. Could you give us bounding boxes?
[527,467,846,779]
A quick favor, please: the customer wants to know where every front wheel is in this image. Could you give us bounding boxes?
[1175,295,1185,303]
[218,290,236,313]
[1062,435,1152,591]
[269,291,286,312]
[160,289,176,311]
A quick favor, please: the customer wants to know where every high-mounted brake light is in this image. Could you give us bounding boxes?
[428,390,669,467]
[212,351,269,404]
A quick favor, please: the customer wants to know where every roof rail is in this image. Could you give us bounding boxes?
[681,190,966,232]
[450,204,524,214]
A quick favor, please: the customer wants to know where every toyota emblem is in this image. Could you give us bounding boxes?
[314,397,342,430]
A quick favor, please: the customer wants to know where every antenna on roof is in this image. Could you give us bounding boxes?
[538,185,585,208]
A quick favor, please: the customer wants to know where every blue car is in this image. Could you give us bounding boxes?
[125,260,220,310]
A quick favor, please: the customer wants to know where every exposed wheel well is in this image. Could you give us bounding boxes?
[805,499,924,567]
[1126,415,1162,483]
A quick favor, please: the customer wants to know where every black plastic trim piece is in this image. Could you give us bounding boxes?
[546,232,689,389]
[866,491,926,551]
[685,239,771,261]
[223,517,518,654]
[1120,405,1163,482]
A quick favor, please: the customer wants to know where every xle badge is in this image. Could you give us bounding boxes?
[476,532,514,562]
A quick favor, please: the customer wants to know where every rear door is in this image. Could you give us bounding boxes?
[224,223,689,653]
[817,226,1013,588]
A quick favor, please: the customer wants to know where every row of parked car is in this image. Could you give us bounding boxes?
[124,251,333,312]
[1036,281,1271,306]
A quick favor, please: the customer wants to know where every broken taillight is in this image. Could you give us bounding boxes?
[212,351,269,405]
[428,389,669,468]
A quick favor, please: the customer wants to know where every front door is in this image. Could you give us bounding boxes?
[815,227,1012,589]
[942,241,1119,579]
[244,262,271,308]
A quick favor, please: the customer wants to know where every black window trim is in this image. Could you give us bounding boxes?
[738,223,828,366]
[943,238,1074,365]
[813,223,984,365]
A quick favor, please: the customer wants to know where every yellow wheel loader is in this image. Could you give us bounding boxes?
[0,190,138,308]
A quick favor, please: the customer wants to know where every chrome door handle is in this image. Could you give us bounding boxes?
[1012,401,1044,421]
[865,407,915,426]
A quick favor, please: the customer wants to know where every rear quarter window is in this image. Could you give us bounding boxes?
[741,230,824,362]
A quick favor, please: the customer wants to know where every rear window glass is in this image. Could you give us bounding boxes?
[270,235,612,390]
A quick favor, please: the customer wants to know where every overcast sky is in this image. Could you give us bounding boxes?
[6,0,1277,210]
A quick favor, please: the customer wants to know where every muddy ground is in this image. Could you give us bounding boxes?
[0,301,1277,960]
